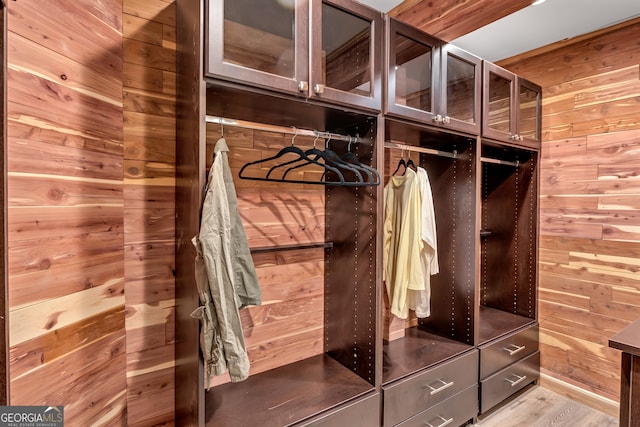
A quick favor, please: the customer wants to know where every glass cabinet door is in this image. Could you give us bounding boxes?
[517,78,541,145]
[441,44,481,134]
[482,62,515,142]
[206,0,309,95]
[310,0,382,111]
[385,17,439,123]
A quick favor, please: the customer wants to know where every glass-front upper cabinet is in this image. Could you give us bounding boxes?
[482,62,541,147]
[386,18,481,134]
[309,0,382,111]
[518,77,542,146]
[386,18,439,123]
[441,44,481,134]
[206,0,309,94]
[206,0,382,111]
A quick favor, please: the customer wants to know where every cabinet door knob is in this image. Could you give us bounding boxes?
[313,84,325,94]
[298,81,309,92]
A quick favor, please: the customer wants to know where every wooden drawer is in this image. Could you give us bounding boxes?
[396,385,478,427]
[480,325,538,379]
[383,350,478,426]
[298,393,380,427]
[480,351,540,414]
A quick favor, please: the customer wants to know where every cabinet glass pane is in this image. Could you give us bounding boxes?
[487,72,511,133]
[519,85,539,140]
[446,55,475,123]
[394,34,432,112]
[322,3,371,96]
[223,0,295,78]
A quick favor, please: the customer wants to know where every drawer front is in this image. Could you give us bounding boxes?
[480,325,538,379]
[397,385,478,427]
[480,351,540,414]
[298,393,379,427]
[383,350,478,426]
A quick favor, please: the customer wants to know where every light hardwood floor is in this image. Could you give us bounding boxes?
[473,386,619,427]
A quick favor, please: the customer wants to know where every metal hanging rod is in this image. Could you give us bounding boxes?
[384,140,458,159]
[205,115,365,144]
[481,157,520,168]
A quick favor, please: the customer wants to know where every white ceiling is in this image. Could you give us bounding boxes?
[356,0,640,62]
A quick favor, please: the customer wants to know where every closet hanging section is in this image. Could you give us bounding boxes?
[206,116,381,187]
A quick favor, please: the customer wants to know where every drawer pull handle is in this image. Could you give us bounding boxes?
[426,415,454,427]
[427,379,454,396]
[504,344,526,356]
[505,373,528,387]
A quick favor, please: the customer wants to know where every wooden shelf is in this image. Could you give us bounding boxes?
[382,327,474,384]
[205,354,374,426]
[479,306,536,345]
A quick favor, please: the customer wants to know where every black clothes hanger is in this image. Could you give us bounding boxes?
[393,150,417,176]
[239,128,380,187]
[317,134,366,184]
[392,150,407,176]
[239,129,353,186]
[279,133,359,183]
[340,136,380,185]
[239,129,347,185]
[406,153,416,172]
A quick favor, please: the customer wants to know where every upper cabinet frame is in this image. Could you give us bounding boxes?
[205,0,383,112]
[385,18,481,134]
[309,0,383,111]
[482,61,541,148]
[206,0,310,95]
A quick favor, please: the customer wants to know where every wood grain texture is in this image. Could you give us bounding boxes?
[473,385,618,426]
[6,1,126,425]
[123,0,177,425]
[390,0,533,41]
[499,18,640,405]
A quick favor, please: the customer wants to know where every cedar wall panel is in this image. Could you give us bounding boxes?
[123,0,176,426]
[6,0,127,425]
[499,18,640,403]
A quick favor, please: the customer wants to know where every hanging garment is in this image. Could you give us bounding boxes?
[407,167,439,318]
[383,168,424,319]
[191,137,262,387]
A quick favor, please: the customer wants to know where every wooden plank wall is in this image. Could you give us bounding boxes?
[6,0,127,425]
[122,0,176,425]
[5,0,177,425]
[499,18,640,405]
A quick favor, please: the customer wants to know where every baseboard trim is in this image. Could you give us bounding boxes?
[539,372,619,418]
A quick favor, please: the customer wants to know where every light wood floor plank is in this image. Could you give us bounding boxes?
[474,386,619,427]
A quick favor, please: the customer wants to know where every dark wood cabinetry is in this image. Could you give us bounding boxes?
[178,2,539,425]
[478,140,539,413]
[386,18,482,134]
[482,62,541,148]
[206,0,383,111]
[381,119,479,426]
[179,1,382,425]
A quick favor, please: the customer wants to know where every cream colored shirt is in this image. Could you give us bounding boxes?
[384,169,424,319]
[408,167,439,318]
